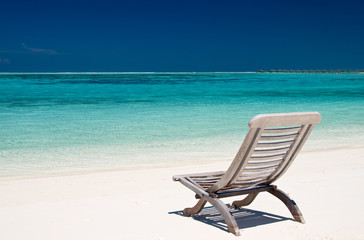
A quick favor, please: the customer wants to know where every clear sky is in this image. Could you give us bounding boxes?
[1,0,363,72]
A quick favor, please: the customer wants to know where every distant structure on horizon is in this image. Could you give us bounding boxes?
[257,69,364,73]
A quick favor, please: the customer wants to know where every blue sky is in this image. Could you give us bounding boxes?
[0,0,363,72]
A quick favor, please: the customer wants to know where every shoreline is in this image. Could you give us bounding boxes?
[1,145,363,181]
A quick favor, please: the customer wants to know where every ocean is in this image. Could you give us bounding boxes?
[1,72,363,178]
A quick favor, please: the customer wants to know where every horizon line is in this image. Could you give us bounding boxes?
[0,70,364,74]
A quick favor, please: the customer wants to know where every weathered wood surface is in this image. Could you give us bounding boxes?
[250,153,286,160]
[260,132,298,140]
[183,198,207,216]
[249,112,321,128]
[268,187,305,223]
[262,126,302,133]
[256,140,295,148]
[253,146,290,154]
[231,193,259,209]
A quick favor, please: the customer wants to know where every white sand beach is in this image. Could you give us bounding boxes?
[0,147,363,240]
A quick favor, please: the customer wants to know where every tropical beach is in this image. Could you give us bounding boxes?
[1,0,364,239]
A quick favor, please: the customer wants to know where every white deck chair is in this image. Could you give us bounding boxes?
[173,112,321,236]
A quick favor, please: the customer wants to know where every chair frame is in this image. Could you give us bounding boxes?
[173,112,321,236]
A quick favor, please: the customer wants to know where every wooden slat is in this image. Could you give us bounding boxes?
[193,179,220,183]
[249,112,321,128]
[235,180,267,187]
[174,171,225,180]
[236,177,271,185]
[260,133,298,141]
[235,177,271,184]
[236,175,267,182]
[198,184,213,188]
[235,177,269,185]
[256,140,294,148]
[239,171,272,179]
[240,170,276,180]
[253,146,290,155]
[189,173,225,178]
[221,182,260,191]
[250,153,286,161]
[244,164,280,171]
[263,126,301,134]
[227,182,260,189]
[191,176,221,181]
[247,159,283,167]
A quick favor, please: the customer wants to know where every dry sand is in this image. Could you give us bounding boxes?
[0,147,363,239]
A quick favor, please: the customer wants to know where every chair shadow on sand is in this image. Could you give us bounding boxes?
[169,206,292,233]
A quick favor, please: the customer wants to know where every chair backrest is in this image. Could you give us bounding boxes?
[208,112,321,192]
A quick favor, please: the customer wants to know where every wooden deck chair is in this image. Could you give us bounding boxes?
[173,112,321,236]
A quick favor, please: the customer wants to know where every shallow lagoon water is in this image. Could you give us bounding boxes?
[1,73,363,177]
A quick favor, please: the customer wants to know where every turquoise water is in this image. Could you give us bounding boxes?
[1,73,364,178]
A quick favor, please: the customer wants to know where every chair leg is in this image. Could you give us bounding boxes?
[231,193,259,209]
[268,188,305,223]
[207,197,241,236]
[184,197,240,236]
[183,198,207,216]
